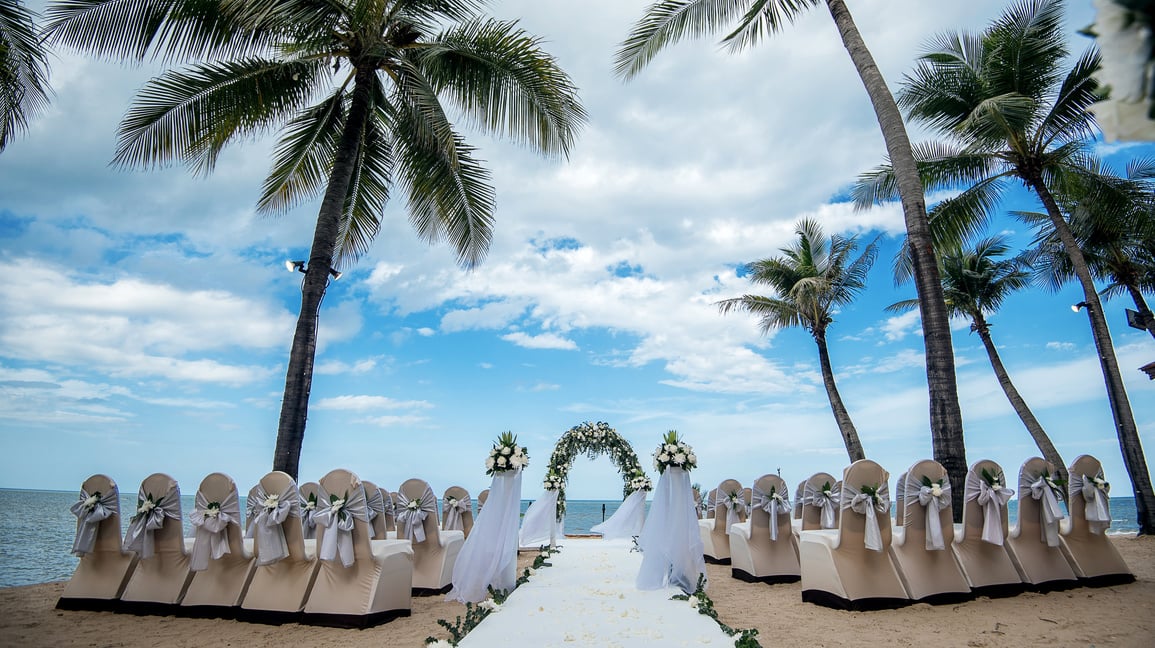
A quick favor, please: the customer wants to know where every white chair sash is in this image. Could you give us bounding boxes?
[123,484,181,559]
[1024,472,1065,547]
[189,488,240,571]
[396,486,438,542]
[444,495,472,532]
[365,486,385,525]
[246,482,299,565]
[719,492,742,528]
[314,484,368,567]
[381,490,395,521]
[964,470,1014,545]
[843,482,890,552]
[1070,471,1111,534]
[750,486,791,541]
[901,476,951,551]
[70,487,118,556]
[300,493,318,540]
[803,482,840,529]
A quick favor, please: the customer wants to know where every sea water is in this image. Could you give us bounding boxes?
[0,489,1139,589]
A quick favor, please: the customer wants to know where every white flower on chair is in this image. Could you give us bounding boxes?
[263,493,280,510]
[406,499,421,512]
[82,493,101,510]
[205,502,221,518]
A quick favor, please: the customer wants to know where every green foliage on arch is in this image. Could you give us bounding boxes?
[544,421,647,521]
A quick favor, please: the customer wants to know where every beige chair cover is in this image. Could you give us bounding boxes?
[889,460,972,604]
[799,460,909,610]
[181,473,256,615]
[364,481,388,540]
[399,478,465,594]
[476,488,489,515]
[442,486,474,538]
[1059,455,1134,585]
[699,479,742,564]
[1005,457,1079,590]
[704,488,717,518]
[118,473,193,613]
[950,460,1024,597]
[729,474,800,583]
[57,474,140,611]
[301,469,413,628]
[692,487,703,519]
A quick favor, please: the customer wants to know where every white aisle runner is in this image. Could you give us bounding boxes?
[458,538,731,647]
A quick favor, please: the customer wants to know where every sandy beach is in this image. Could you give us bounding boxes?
[0,536,1149,647]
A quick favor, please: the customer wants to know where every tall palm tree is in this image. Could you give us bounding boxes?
[616,0,969,517]
[718,218,877,462]
[44,0,587,479]
[1,0,51,151]
[855,0,1155,533]
[889,236,1067,483]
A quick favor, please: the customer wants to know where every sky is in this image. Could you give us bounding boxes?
[1,0,1153,503]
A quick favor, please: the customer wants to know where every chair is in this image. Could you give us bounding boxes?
[729,474,800,583]
[238,471,320,624]
[1059,454,1134,586]
[300,481,320,540]
[692,488,703,519]
[705,488,717,519]
[950,459,1025,597]
[364,481,388,539]
[889,460,972,604]
[56,474,140,611]
[397,478,465,595]
[699,479,743,564]
[476,488,489,515]
[302,469,413,628]
[799,472,840,531]
[118,473,193,614]
[380,486,397,534]
[442,486,474,538]
[1005,457,1079,591]
[799,460,909,610]
[179,473,256,617]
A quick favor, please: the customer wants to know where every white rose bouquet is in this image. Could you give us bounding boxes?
[652,430,696,474]
[487,431,529,475]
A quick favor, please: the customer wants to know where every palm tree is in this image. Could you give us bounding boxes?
[718,218,877,462]
[616,0,969,517]
[44,0,587,479]
[855,0,1155,533]
[1,0,51,151]
[889,236,1067,483]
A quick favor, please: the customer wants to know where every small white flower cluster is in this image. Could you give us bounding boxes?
[652,436,697,474]
[446,496,458,508]
[302,496,316,512]
[82,494,101,510]
[406,499,421,511]
[205,502,221,518]
[1092,474,1110,491]
[330,497,346,517]
[477,598,502,612]
[543,474,564,491]
[486,434,529,475]
[629,475,652,492]
[263,493,280,510]
[137,498,157,515]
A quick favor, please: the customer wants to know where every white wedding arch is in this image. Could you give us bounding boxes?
[544,421,647,520]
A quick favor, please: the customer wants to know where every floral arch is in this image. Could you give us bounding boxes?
[544,421,647,520]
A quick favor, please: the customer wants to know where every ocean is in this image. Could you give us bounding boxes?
[0,489,1138,589]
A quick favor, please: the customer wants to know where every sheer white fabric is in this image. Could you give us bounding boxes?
[900,476,951,550]
[447,469,523,603]
[1022,471,1065,547]
[122,483,181,559]
[70,487,118,556]
[444,494,472,532]
[246,481,299,565]
[519,489,560,548]
[189,488,240,571]
[314,483,368,568]
[802,482,840,529]
[842,482,890,552]
[396,485,437,542]
[964,470,1014,545]
[637,467,706,594]
[1070,471,1112,534]
[591,490,647,540]
[750,486,790,541]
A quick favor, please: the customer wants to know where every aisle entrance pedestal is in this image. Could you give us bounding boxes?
[519,489,561,549]
[447,470,522,603]
[636,466,705,594]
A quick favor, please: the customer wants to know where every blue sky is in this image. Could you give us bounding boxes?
[1,0,1152,502]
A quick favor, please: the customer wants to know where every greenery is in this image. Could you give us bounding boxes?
[980,468,1005,489]
[0,0,51,150]
[546,422,646,521]
[671,574,762,648]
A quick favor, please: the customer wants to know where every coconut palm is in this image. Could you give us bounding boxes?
[616,0,968,516]
[889,236,1067,483]
[854,0,1155,533]
[44,0,587,479]
[1,0,51,151]
[718,218,877,462]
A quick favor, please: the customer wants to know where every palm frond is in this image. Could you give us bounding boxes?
[721,0,820,52]
[0,0,52,150]
[614,0,750,80]
[1036,46,1100,149]
[334,98,394,267]
[257,90,345,215]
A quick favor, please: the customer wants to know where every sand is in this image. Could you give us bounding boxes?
[0,536,1150,647]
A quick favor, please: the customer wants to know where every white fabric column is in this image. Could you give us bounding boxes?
[448,469,523,603]
[519,489,559,548]
[636,467,706,594]
[590,489,648,540]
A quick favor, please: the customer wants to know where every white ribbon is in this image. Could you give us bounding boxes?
[1070,472,1112,534]
[246,482,298,565]
[123,484,181,559]
[719,492,743,528]
[189,489,240,571]
[843,483,890,552]
[381,489,395,524]
[901,476,951,551]
[70,488,118,556]
[1025,473,1065,547]
[443,494,472,532]
[396,486,437,542]
[964,470,1014,545]
[300,494,318,540]
[750,486,791,541]
[314,484,368,567]
[803,482,840,529]
[365,486,385,526]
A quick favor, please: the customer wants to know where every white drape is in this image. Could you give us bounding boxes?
[637,467,706,594]
[591,490,648,540]
[519,489,560,548]
[447,469,523,603]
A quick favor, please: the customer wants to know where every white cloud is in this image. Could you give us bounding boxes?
[502,331,579,351]
[315,356,386,375]
[354,414,432,427]
[312,395,433,411]
[1046,341,1077,351]
[881,311,922,342]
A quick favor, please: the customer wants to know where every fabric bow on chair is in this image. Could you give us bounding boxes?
[964,470,1014,545]
[123,485,181,559]
[70,488,118,556]
[189,489,240,571]
[443,495,472,532]
[903,476,951,551]
[300,493,318,540]
[314,485,367,567]
[365,486,385,526]
[1071,472,1111,534]
[719,492,743,528]
[246,482,298,565]
[396,486,437,542]
[844,483,890,552]
[1026,473,1065,547]
[750,486,791,541]
[804,482,840,529]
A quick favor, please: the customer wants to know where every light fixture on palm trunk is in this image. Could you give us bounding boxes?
[1071,301,1089,313]
[283,259,341,280]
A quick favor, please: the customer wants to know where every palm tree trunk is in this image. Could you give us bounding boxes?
[1123,284,1155,340]
[814,328,866,462]
[1027,174,1155,535]
[272,68,374,479]
[825,0,968,518]
[971,315,1067,484]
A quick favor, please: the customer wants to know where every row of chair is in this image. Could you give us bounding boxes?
[57,469,486,627]
[697,454,1134,610]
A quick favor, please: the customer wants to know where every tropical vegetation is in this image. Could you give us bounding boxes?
[0,0,51,151]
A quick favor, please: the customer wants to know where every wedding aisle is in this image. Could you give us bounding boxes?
[457,538,732,647]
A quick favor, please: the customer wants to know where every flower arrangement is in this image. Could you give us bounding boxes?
[1091,473,1110,492]
[81,492,101,511]
[1037,471,1067,499]
[546,421,645,520]
[446,496,459,508]
[726,490,742,508]
[858,483,883,505]
[329,492,348,521]
[262,492,280,510]
[486,431,529,475]
[543,473,564,491]
[303,492,317,512]
[629,474,653,492]
[652,430,697,474]
[980,467,1005,490]
[204,502,221,518]
[821,481,835,497]
[406,498,421,512]
[920,475,947,498]
[133,493,163,519]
